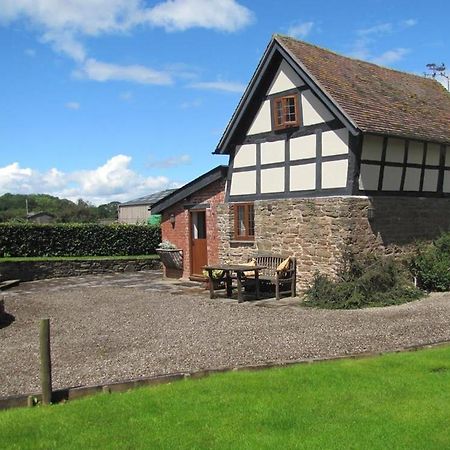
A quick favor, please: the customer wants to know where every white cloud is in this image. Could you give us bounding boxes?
[357,22,393,36]
[119,91,133,101]
[146,0,254,32]
[189,80,245,93]
[65,101,80,110]
[74,58,173,85]
[147,154,191,168]
[402,19,418,28]
[24,48,36,57]
[179,98,202,109]
[287,21,314,39]
[0,155,180,205]
[0,0,253,64]
[371,48,410,65]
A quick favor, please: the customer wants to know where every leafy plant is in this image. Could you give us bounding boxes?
[158,240,178,249]
[0,223,161,257]
[411,232,450,291]
[304,252,423,309]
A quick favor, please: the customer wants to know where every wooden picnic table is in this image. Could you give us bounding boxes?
[203,264,266,303]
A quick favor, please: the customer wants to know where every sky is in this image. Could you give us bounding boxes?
[0,0,448,205]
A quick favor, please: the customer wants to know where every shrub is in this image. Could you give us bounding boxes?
[304,253,423,309]
[0,223,161,257]
[411,232,450,291]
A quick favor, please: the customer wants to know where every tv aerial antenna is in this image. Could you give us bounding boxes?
[424,63,449,90]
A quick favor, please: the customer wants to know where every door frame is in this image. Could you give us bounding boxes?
[189,209,208,279]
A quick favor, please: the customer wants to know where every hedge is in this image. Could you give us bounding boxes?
[0,223,161,257]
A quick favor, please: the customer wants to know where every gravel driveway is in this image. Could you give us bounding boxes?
[1,271,450,398]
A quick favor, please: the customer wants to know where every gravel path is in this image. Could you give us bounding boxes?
[1,271,450,398]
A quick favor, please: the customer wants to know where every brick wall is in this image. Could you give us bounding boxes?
[160,178,225,279]
[218,196,450,290]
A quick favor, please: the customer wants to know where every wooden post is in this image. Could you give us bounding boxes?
[39,318,52,405]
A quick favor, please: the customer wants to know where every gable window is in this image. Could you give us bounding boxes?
[272,95,300,130]
[234,203,255,240]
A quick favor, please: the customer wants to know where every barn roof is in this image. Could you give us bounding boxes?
[119,189,177,207]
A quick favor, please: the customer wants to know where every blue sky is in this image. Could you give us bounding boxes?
[0,0,448,204]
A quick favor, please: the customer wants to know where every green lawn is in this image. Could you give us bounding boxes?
[2,346,450,449]
[0,255,159,263]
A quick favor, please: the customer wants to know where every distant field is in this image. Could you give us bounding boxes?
[1,345,450,449]
[0,255,159,263]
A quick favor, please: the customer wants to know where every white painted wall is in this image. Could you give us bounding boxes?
[408,141,424,164]
[290,163,316,191]
[427,143,441,165]
[361,135,383,161]
[386,138,404,163]
[382,166,402,191]
[267,60,304,95]
[423,169,439,191]
[359,164,380,190]
[261,140,285,164]
[230,171,256,195]
[403,168,421,191]
[290,134,316,160]
[321,160,348,189]
[234,144,256,168]
[247,100,272,135]
[444,170,450,193]
[261,167,285,193]
[301,89,334,126]
[322,128,349,157]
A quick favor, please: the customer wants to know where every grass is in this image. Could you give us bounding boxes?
[2,346,450,449]
[0,255,159,263]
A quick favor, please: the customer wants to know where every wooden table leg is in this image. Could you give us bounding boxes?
[225,270,232,297]
[236,272,244,303]
[255,269,260,300]
[207,269,215,299]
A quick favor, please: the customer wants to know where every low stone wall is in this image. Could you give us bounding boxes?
[218,196,450,290]
[0,258,161,282]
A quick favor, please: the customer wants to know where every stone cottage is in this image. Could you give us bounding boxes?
[156,35,450,288]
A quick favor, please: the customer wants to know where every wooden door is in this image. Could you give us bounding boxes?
[190,211,208,276]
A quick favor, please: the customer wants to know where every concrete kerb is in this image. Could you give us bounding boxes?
[1,338,449,411]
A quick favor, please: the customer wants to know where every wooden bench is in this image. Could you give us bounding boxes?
[244,253,297,300]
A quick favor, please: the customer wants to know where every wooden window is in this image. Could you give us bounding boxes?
[234,203,255,240]
[272,95,300,130]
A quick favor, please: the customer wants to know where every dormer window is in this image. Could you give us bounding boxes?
[272,95,300,130]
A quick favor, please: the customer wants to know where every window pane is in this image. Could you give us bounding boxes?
[276,100,283,125]
[248,205,255,236]
[237,206,246,235]
[285,97,296,122]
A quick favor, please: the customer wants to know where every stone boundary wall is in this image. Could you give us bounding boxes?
[218,196,450,290]
[0,258,161,282]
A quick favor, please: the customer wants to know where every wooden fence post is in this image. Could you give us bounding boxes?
[39,318,52,405]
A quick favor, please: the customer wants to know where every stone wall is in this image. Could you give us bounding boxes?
[218,196,450,290]
[0,258,161,282]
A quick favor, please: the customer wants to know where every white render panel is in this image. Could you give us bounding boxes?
[382,166,402,191]
[322,128,349,156]
[301,89,334,126]
[443,170,450,193]
[233,144,256,168]
[290,163,316,191]
[267,60,304,95]
[361,135,383,161]
[426,143,441,165]
[261,167,285,193]
[385,138,404,163]
[289,134,316,160]
[422,169,439,192]
[247,100,271,135]
[359,164,380,190]
[446,146,450,165]
[260,140,285,164]
[321,160,348,189]
[230,171,256,195]
[408,141,424,164]
[403,167,421,191]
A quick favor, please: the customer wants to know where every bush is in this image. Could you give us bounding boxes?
[411,232,450,291]
[0,223,161,257]
[304,253,423,309]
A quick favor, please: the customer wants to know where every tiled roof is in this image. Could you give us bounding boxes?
[276,35,450,145]
[120,189,177,207]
